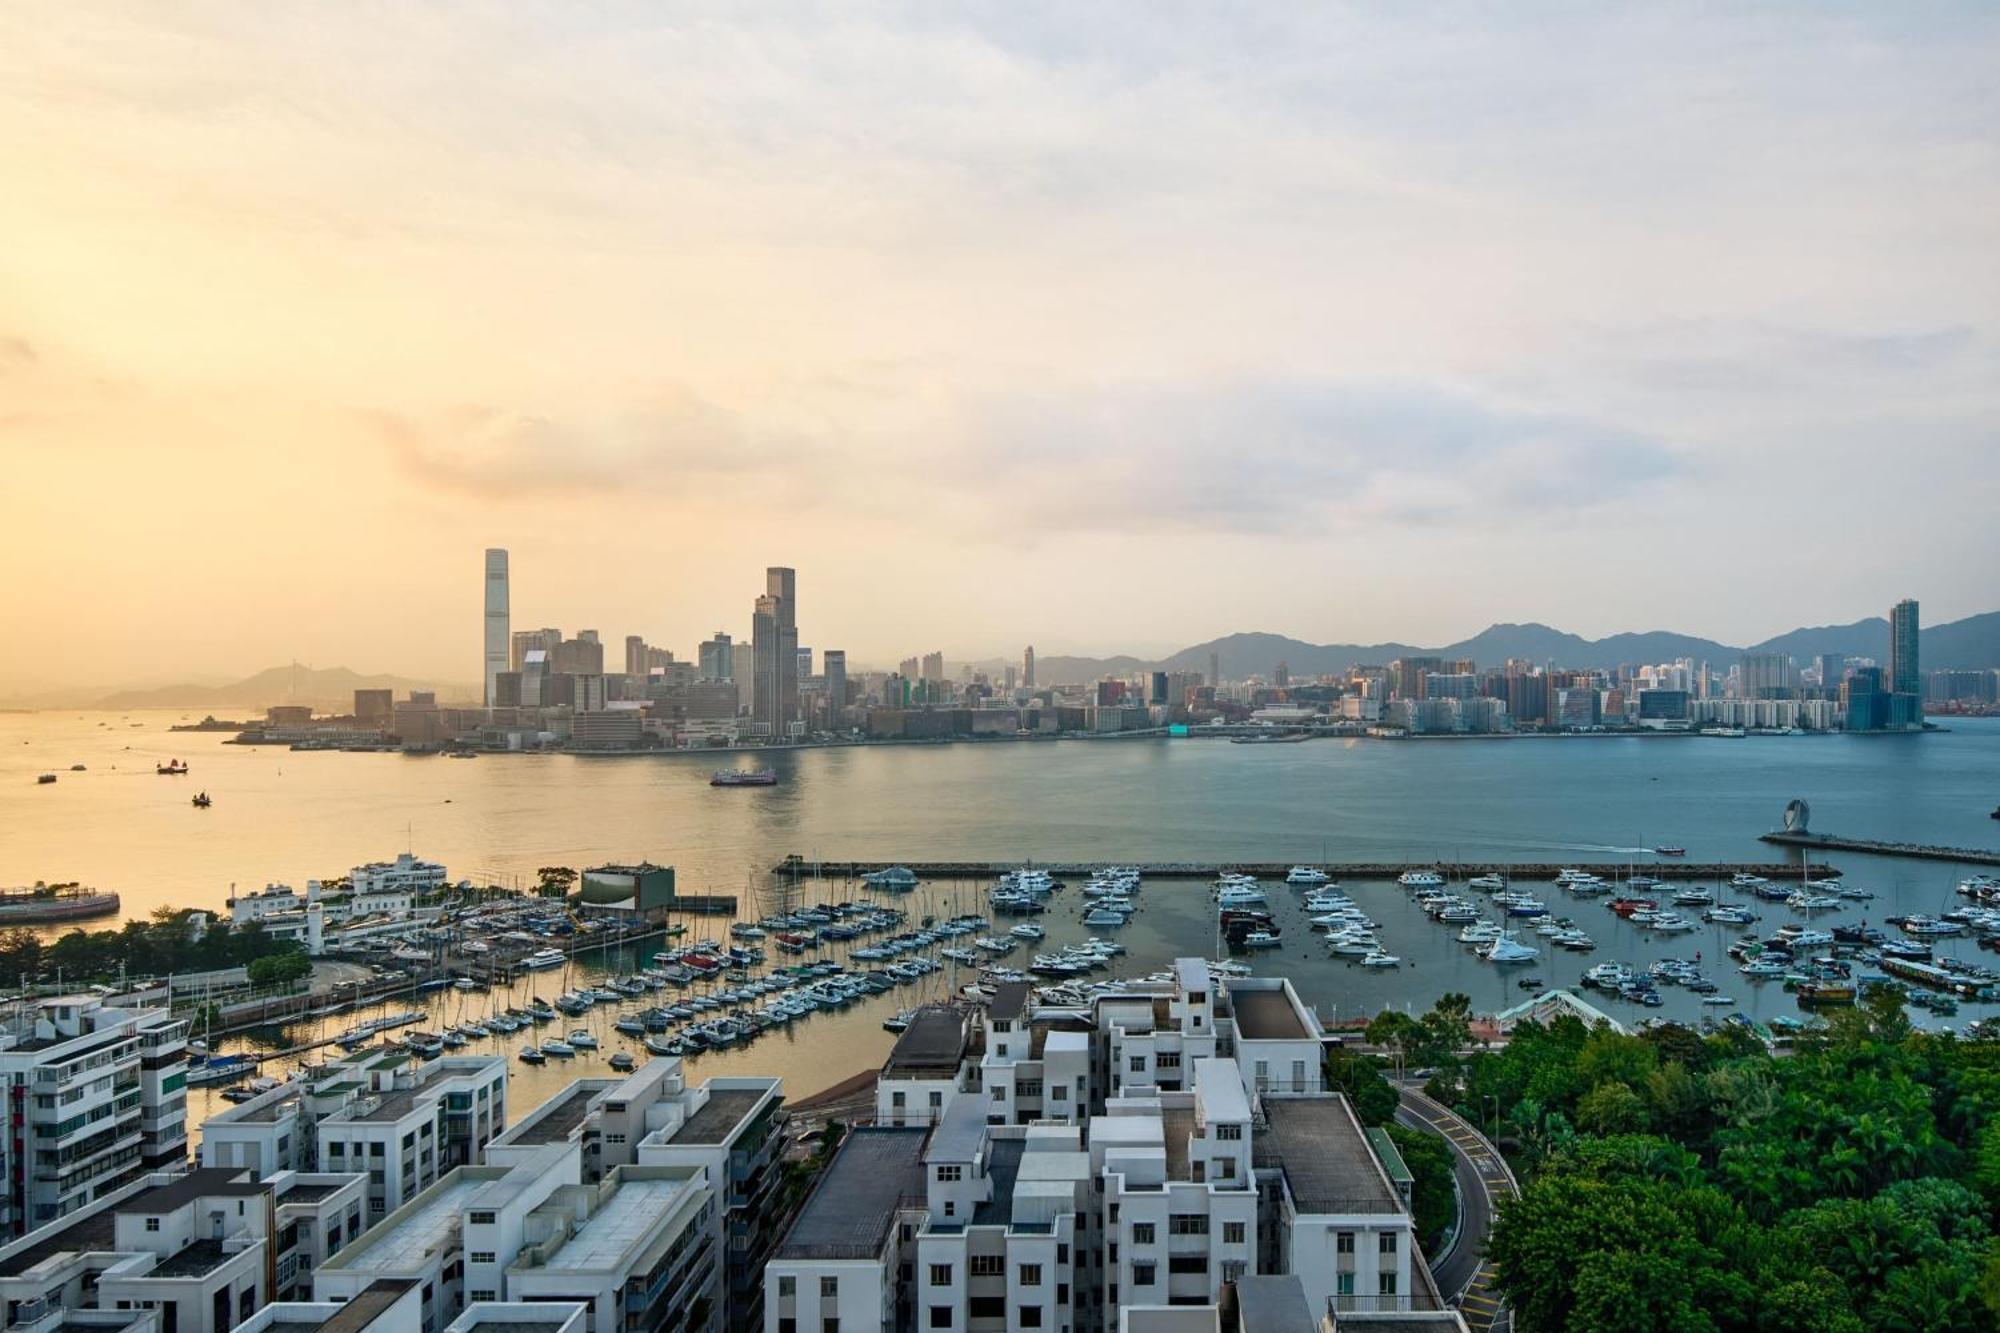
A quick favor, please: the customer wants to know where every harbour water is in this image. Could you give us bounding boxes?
[5,711,1998,1126]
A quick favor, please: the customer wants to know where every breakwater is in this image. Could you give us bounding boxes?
[774,856,1839,882]
[1760,831,2000,867]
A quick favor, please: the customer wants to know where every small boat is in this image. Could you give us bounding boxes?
[1398,871,1445,888]
[35,773,55,785]
[608,1052,636,1071]
[711,768,778,787]
[1655,846,1687,856]
[518,1046,546,1064]
[157,761,189,775]
[1359,951,1401,968]
[1010,923,1046,940]
[882,1008,915,1033]
[68,763,85,772]
[540,1039,576,1057]
[191,792,212,808]
[1240,930,1282,949]
[1286,866,1330,885]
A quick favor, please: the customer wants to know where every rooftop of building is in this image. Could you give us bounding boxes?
[925,1095,987,1165]
[1256,1099,1400,1215]
[659,1086,767,1146]
[117,1167,265,1215]
[148,1240,237,1279]
[1162,1108,1196,1182]
[1230,1276,1317,1333]
[1194,1059,1251,1124]
[527,1174,698,1272]
[776,1127,929,1261]
[970,1138,1026,1227]
[499,1084,600,1145]
[220,1092,303,1125]
[1231,989,1310,1041]
[989,982,1030,1023]
[317,1279,417,1333]
[324,1172,494,1274]
[882,1007,967,1078]
[278,1179,360,1205]
[0,1210,118,1277]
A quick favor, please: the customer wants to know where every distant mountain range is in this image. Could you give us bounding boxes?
[3,664,473,712]
[1016,610,2000,685]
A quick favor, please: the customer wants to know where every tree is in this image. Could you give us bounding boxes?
[1386,1123,1456,1252]
[247,950,312,987]
[536,866,577,898]
[1324,1048,1400,1126]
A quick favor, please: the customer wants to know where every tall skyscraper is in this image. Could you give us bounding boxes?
[921,651,945,682]
[483,548,509,708]
[752,595,780,732]
[512,627,561,672]
[700,632,735,682]
[1022,645,1036,689]
[770,567,799,732]
[1739,652,1796,700]
[625,635,650,676]
[823,650,847,728]
[1889,598,1920,697]
[1816,652,1845,694]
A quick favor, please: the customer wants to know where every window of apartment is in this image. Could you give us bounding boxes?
[605,1134,625,1145]
[1019,1264,1042,1286]
[1222,1222,1245,1245]
[1132,1263,1156,1287]
[1292,1060,1307,1089]
[370,1142,385,1157]
[144,1218,159,1232]
[1155,1052,1181,1070]
[823,1319,838,1333]
[1050,1086,1066,1101]
[1128,1056,1145,1073]
[991,1086,1006,1102]
[779,1321,796,1333]
[892,1092,906,1108]
[469,1210,495,1224]
[1336,1231,1354,1255]
[929,1308,951,1329]
[1019,1080,1042,1098]
[1057,1243,1068,1265]
[1379,1273,1398,1296]
[1214,1123,1241,1141]
[469,1291,495,1303]
[996,1044,1008,1058]
[1168,1255,1208,1275]
[928,1264,953,1286]
[1215,1158,1236,1181]
[936,1164,962,1182]
[469,1251,496,1264]
[1132,1222,1154,1245]
[327,1142,344,1156]
[779,1277,796,1298]
[970,1255,1004,1277]
[1336,1273,1354,1297]
[1019,1307,1042,1329]
[820,1276,838,1299]
[1379,1232,1398,1254]
[968,1297,1006,1319]
[929,1091,943,1108]
[402,1132,415,1149]
[1168,1215,1208,1236]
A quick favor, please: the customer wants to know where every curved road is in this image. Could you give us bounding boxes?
[1398,1086,1517,1333]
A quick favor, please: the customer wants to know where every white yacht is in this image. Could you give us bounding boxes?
[863,866,920,889]
[1286,866,1331,885]
[1398,871,1445,888]
[521,948,566,971]
[1359,950,1401,968]
[1215,885,1267,908]
[1468,874,1508,891]
[1010,923,1047,940]
[1480,933,1540,965]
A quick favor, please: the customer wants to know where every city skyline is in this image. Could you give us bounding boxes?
[4,7,1998,692]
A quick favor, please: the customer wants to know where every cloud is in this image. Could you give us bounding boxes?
[374,389,833,502]
[962,379,1689,534]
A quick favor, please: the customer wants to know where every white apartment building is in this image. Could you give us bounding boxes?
[225,885,303,926]
[773,959,1457,1333]
[201,1051,506,1223]
[0,1166,367,1333]
[0,996,191,1236]
[315,1137,717,1333]
[346,855,449,916]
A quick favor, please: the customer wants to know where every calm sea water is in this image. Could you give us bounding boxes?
[4,712,1998,1125]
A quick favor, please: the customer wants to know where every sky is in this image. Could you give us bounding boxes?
[2,3,1997,691]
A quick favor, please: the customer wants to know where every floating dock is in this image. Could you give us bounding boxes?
[1760,830,2000,867]
[774,856,1840,882]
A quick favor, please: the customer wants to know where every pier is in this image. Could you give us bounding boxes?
[1760,830,2000,867]
[774,856,1841,882]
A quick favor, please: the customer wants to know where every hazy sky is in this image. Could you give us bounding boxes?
[3,4,1997,690]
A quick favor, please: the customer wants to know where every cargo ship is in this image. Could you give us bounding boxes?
[710,769,778,787]
[0,884,120,925]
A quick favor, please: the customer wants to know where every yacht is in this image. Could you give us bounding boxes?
[1081,906,1130,927]
[1301,891,1353,912]
[1672,887,1714,906]
[567,1028,599,1049]
[1326,933,1380,956]
[1010,923,1046,940]
[1240,930,1282,949]
[1738,958,1788,978]
[1398,871,1445,888]
[1467,874,1508,891]
[1214,885,1267,908]
[1359,950,1401,968]
[863,866,920,889]
[1481,933,1540,965]
[1458,921,1503,946]
[1286,866,1331,885]
[517,1046,546,1065]
[1704,904,1756,926]
[521,948,566,971]
[1898,915,1967,937]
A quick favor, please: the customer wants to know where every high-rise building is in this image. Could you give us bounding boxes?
[1150,670,1169,705]
[483,548,509,707]
[625,635,651,676]
[552,635,604,676]
[823,650,847,728]
[797,646,813,680]
[751,597,780,732]
[921,651,945,682]
[1022,645,1036,688]
[511,626,561,672]
[769,567,799,732]
[1889,598,1920,697]
[1391,656,1443,699]
[1273,660,1290,689]
[699,631,734,682]
[1739,652,1796,700]
[1816,652,1845,694]
[1210,650,1221,689]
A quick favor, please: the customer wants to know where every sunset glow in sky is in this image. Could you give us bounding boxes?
[3,4,1996,690]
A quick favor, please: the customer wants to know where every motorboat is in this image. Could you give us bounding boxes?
[1738,959,1788,978]
[1325,933,1379,956]
[1398,871,1445,888]
[1672,887,1714,906]
[1704,905,1757,926]
[521,948,566,971]
[518,1046,546,1064]
[1468,873,1508,891]
[1301,891,1353,912]
[1359,951,1401,968]
[1896,915,1967,937]
[1081,907,1130,927]
[1240,930,1282,949]
[567,1028,598,1049]
[608,1053,636,1071]
[863,866,920,889]
[1214,885,1266,908]
[1481,934,1539,965]
[1458,921,1503,946]
[1010,923,1046,940]
[1286,866,1331,885]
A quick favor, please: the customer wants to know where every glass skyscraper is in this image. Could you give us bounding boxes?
[1889,598,1920,697]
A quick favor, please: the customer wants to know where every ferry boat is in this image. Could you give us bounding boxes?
[0,885,120,925]
[711,769,778,787]
[521,948,567,970]
[157,760,189,775]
